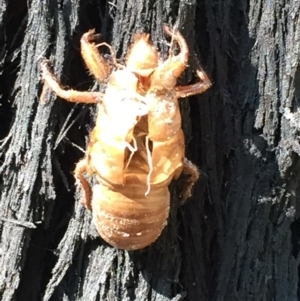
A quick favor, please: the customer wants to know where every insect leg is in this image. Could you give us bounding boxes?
[40,60,104,103]
[175,70,212,98]
[149,26,189,90]
[74,158,93,210]
[80,30,112,82]
[95,42,124,70]
[180,158,200,203]
[163,25,189,78]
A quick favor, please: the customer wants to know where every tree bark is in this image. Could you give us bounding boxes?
[0,0,299,301]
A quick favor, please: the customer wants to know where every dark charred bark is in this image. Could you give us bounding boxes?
[0,0,299,300]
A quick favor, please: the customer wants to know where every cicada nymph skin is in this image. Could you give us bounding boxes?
[40,26,211,250]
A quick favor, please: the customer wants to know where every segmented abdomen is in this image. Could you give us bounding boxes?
[92,183,170,250]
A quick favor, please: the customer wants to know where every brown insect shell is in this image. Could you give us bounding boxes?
[91,169,170,250]
[87,69,148,185]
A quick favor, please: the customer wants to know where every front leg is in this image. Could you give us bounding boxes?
[149,26,190,91]
[149,26,212,95]
[40,59,104,104]
[80,30,114,82]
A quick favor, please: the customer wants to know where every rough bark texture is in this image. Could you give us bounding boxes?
[0,0,299,301]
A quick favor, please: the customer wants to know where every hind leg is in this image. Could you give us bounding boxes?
[180,158,200,203]
[74,158,93,210]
